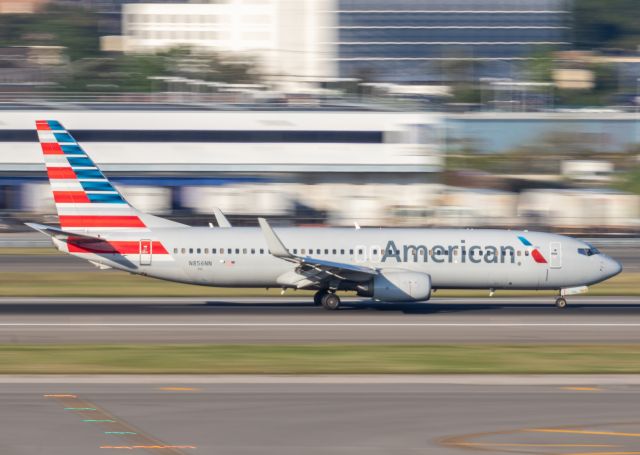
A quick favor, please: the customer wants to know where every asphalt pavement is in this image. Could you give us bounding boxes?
[3,378,640,455]
[2,296,640,343]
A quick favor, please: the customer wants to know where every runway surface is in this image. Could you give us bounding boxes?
[3,296,640,343]
[4,377,640,455]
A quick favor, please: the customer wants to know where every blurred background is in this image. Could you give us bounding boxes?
[1,0,640,238]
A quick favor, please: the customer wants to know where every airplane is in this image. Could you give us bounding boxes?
[27,120,622,310]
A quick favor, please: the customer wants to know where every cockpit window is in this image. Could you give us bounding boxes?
[578,244,600,256]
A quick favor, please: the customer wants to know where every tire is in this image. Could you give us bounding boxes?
[321,293,341,311]
[555,297,567,309]
[313,291,326,306]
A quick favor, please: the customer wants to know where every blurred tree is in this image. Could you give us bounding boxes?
[575,0,640,50]
[525,47,555,82]
[0,4,100,61]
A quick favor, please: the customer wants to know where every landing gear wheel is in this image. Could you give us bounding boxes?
[555,297,567,309]
[313,290,327,306]
[321,293,341,311]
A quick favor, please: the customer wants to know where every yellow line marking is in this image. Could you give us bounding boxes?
[564,452,640,455]
[158,387,198,392]
[100,445,197,450]
[529,429,640,437]
[562,387,601,391]
[455,442,618,447]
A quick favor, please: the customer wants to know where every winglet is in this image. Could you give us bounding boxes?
[258,218,294,259]
[213,207,232,228]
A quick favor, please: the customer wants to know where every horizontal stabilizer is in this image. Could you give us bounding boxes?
[25,222,102,243]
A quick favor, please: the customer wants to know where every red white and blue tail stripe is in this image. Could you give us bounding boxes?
[37,120,148,232]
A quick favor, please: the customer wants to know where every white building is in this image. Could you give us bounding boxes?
[121,1,336,87]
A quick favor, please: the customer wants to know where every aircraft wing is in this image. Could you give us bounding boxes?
[258,218,377,284]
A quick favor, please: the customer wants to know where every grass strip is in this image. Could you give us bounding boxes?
[1,345,640,374]
[0,271,637,297]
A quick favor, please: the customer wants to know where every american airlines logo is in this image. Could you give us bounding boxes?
[381,239,542,264]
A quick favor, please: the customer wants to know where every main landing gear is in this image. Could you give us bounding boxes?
[314,290,341,311]
[555,296,567,309]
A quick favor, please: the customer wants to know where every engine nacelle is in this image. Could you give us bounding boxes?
[358,271,432,302]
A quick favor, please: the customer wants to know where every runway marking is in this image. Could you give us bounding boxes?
[45,394,195,454]
[158,387,198,392]
[529,429,640,437]
[7,323,640,327]
[565,452,640,455]
[562,387,601,392]
[455,442,618,447]
[100,446,196,450]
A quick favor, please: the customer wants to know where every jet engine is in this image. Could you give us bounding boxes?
[357,271,432,302]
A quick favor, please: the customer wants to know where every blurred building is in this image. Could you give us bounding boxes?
[333,0,572,83]
[120,1,335,87]
[0,109,442,225]
[0,0,48,13]
[117,0,571,87]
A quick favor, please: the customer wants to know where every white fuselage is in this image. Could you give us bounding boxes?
[56,227,622,292]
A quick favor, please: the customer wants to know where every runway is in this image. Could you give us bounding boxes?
[3,296,640,343]
[4,377,640,455]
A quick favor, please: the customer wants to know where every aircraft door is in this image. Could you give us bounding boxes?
[140,239,152,266]
[549,242,562,269]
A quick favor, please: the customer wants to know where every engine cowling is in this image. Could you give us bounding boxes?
[358,271,432,302]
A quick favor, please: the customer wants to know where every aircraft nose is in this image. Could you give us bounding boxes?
[602,257,623,279]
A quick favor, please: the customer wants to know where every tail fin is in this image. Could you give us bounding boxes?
[36,120,184,232]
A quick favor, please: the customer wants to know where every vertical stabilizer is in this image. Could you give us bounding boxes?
[36,120,184,232]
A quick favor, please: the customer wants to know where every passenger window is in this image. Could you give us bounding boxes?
[243,248,247,254]
[235,248,239,254]
[372,249,378,255]
[293,249,298,254]
[350,249,354,255]
[181,248,186,254]
[251,248,255,254]
[173,248,178,254]
[212,248,217,254]
[324,249,329,254]
[189,248,193,254]
[220,248,224,254]
[525,250,529,256]
[332,249,337,255]
[197,248,201,254]
[204,248,209,254]
[517,251,522,256]
[340,249,345,255]
[260,249,264,254]
[317,249,321,254]
[301,249,306,254]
